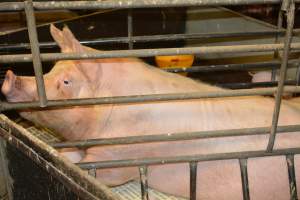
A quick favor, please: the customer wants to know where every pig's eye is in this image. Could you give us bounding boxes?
[63,80,71,85]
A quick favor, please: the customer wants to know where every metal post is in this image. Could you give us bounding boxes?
[24,0,47,107]
[139,165,149,200]
[189,162,197,200]
[272,0,285,81]
[266,0,295,152]
[127,9,133,49]
[286,155,298,199]
[239,159,250,200]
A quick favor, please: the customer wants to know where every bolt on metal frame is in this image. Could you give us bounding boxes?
[0,0,300,200]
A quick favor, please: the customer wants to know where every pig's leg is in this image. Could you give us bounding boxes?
[59,148,85,163]
[294,155,300,199]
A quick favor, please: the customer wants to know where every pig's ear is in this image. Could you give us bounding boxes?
[50,24,84,53]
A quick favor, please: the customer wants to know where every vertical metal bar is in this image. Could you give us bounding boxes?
[266,0,295,152]
[189,161,197,200]
[239,159,250,200]
[272,2,285,81]
[296,59,300,87]
[127,9,133,49]
[139,165,149,200]
[286,155,298,200]
[88,168,97,178]
[24,0,47,107]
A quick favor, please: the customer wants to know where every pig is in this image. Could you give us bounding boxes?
[3,24,300,200]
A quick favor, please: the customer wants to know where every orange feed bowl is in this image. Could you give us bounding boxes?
[155,55,195,76]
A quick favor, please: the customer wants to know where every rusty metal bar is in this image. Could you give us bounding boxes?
[239,159,250,200]
[24,0,47,107]
[51,125,300,149]
[286,155,298,199]
[189,162,197,200]
[139,165,149,200]
[267,0,295,152]
[2,0,300,11]
[3,30,300,53]
[2,86,300,111]
[2,43,300,63]
[77,148,300,169]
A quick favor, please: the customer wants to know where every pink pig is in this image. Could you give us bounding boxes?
[2,25,300,200]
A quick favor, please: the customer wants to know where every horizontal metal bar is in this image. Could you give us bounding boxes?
[167,59,300,73]
[77,147,300,169]
[219,80,296,89]
[2,86,300,111]
[3,30,300,52]
[1,0,300,11]
[51,125,300,149]
[1,43,300,63]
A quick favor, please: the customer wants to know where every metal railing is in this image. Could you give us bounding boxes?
[0,0,300,200]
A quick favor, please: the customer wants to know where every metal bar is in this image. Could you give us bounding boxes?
[2,86,300,111]
[2,0,300,11]
[3,30,300,52]
[77,148,300,169]
[218,80,296,90]
[2,43,300,63]
[139,165,149,200]
[272,0,285,81]
[267,0,295,152]
[286,155,298,199]
[127,9,133,50]
[167,60,288,73]
[239,159,250,200]
[88,168,97,178]
[189,162,197,200]
[24,0,47,107]
[51,125,300,149]
[0,114,119,200]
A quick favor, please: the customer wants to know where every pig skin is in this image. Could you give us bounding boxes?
[2,25,300,199]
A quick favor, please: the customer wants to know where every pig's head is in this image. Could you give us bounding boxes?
[1,25,105,140]
[2,24,102,102]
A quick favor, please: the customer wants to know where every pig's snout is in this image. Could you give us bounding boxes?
[2,70,17,97]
